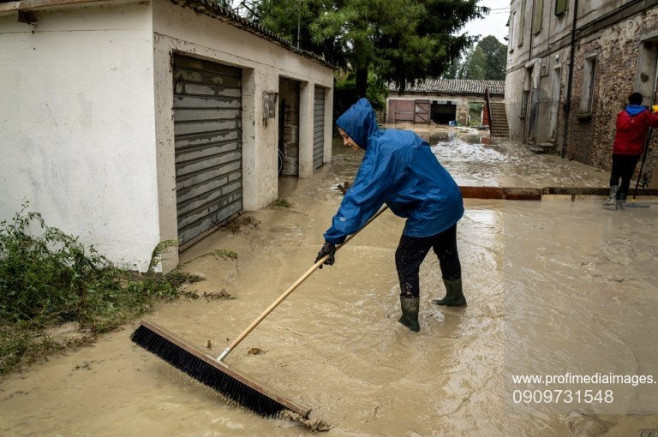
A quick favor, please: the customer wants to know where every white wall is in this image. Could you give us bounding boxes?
[0,2,160,271]
[151,0,334,269]
[0,0,334,272]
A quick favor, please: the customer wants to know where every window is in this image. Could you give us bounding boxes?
[579,54,597,116]
[509,11,516,52]
[555,0,567,16]
[521,90,529,118]
[518,1,526,47]
[533,0,544,34]
[636,37,658,103]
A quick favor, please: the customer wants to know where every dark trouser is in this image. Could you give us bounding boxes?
[610,154,640,197]
[395,224,461,298]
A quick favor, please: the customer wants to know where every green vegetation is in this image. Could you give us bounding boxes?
[210,249,238,260]
[444,35,507,80]
[469,102,485,126]
[188,249,238,263]
[271,198,292,208]
[238,0,485,97]
[0,206,201,375]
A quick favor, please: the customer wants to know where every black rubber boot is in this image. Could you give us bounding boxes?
[432,279,467,307]
[618,192,627,208]
[398,296,420,332]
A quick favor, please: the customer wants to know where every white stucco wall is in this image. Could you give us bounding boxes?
[151,0,334,269]
[0,2,159,270]
[1,0,334,273]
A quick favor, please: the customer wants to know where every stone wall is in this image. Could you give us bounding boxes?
[565,9,658,184]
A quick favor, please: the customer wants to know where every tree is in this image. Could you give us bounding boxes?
[385,0,486,90]
[441,58,462,80]
[459,35,507,80]
[243,0,486,97]
[238,0,347,68]
[478,35,507,80]
[460,46,487,79]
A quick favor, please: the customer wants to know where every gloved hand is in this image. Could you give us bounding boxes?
[315,242,336,268]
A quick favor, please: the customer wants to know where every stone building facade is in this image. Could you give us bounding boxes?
[506,0,658,187]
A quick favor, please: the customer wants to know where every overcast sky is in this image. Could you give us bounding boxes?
[460,0,511,45]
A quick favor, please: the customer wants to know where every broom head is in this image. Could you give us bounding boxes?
[130,320,310,418]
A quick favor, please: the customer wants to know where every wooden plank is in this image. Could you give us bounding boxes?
[460,186,542,200]
[460,186,658,199]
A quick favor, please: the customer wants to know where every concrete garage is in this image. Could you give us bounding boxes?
[386,79,505,126]
[0,0,334,272]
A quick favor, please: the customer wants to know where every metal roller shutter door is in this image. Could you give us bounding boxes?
[313,86,325,170]
[173,55,243,246]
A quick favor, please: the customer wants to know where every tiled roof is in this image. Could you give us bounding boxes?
[389,79,505,96]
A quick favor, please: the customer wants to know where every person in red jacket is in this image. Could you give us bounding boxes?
[605,92,658,207]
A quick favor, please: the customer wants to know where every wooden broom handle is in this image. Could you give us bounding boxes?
[217,205,389,361]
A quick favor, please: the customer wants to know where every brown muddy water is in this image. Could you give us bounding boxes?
[2,128,657,436]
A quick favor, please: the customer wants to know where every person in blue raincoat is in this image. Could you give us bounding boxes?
[314,98,466,332]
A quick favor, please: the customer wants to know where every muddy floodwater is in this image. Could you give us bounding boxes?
[2,127,658,436]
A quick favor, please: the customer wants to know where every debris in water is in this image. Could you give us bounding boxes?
[563,408,612,436]
[222,216,260,234]
[203,290,233,300]
[279,409,331,432]
[247,347,263,355]
[337,181,351,194]
[182,289,233,301]
[206,340,212,349]
[271,198,292,208]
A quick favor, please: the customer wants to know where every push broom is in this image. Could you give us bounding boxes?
[131,205,389,418]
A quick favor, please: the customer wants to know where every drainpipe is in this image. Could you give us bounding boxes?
[561,0,579,158]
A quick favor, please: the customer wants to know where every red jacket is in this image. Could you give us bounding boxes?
[612,106,658,155]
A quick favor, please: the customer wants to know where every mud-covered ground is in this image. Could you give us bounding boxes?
[2,127,657,436]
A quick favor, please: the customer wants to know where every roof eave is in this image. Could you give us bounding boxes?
[0,0,137,14]
[169,0,333,69]
[0,0,335,70]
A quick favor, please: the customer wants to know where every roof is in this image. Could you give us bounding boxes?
[0,0,333,69]
[169,0,332,68]
[389,79,505,97]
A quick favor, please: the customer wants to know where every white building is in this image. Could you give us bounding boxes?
[0,0,334,272]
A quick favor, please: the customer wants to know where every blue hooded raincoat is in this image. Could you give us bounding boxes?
[324,98,464,244]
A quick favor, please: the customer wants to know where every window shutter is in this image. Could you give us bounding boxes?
[555,0,567,16]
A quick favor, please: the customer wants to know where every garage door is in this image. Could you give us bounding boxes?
[414,100,430,124]
[313,86,325,170]
[387,99,414,123]
[173,55,242,246]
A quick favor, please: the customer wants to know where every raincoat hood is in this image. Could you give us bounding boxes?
[625,104,647,116]
[336,98,380,149]
[324,98,464,245]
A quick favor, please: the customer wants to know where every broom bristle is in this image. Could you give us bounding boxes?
[130,321,310,418]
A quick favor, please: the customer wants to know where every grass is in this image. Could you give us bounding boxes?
[0,205,203,376]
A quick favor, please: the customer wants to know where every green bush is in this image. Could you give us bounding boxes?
[0,205,200,375]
